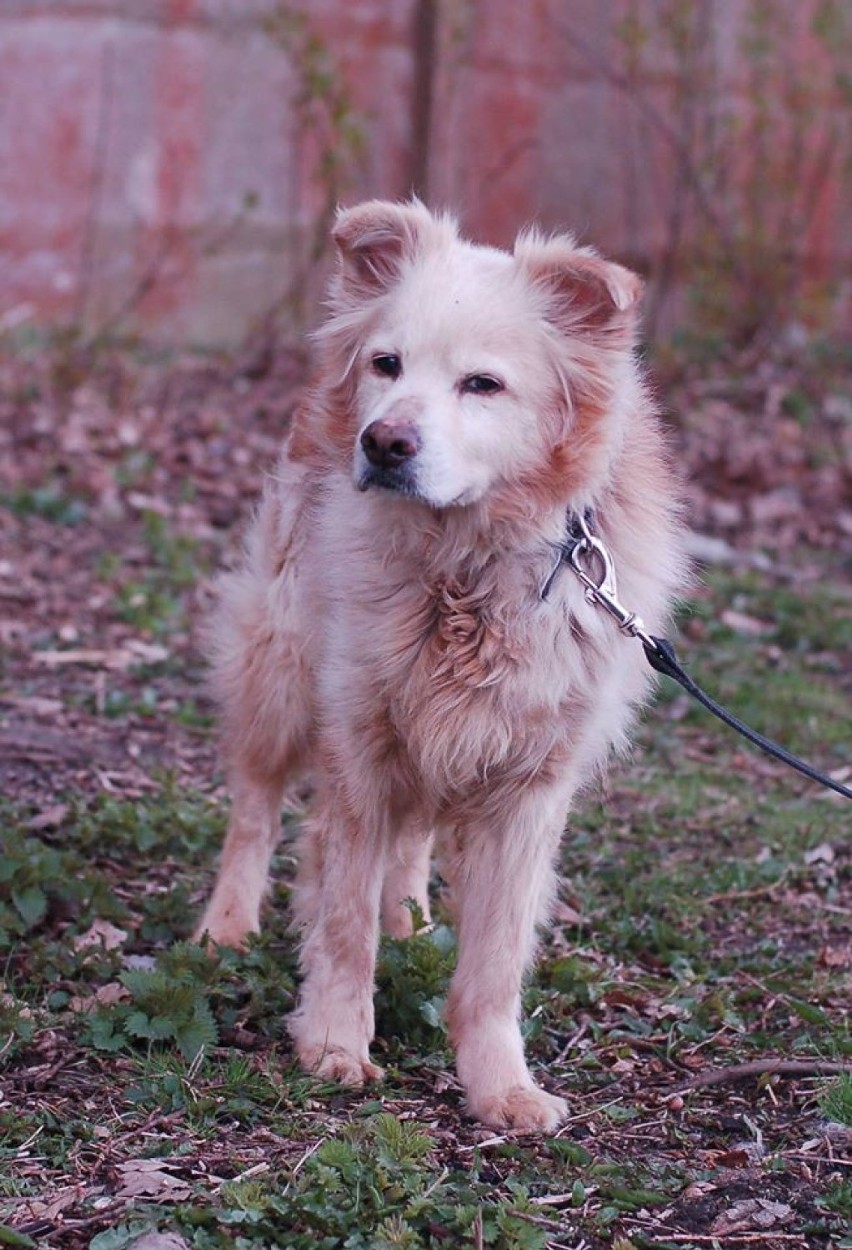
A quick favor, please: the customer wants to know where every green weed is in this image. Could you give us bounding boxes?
[0,827,119,945]
[96,511,209,636]
[86,945,220,1062]
[187,1113,550,1250]
[821,1073,852,1127]
[375,918,455,1053]
[142,511,202,588]
[2,482,88,526]
[71,784,226,862]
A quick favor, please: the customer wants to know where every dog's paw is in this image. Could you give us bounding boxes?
[193,902,257,952]
[303,1045,385,1087]
[470,1084,568,1133]
[192,919,253,953]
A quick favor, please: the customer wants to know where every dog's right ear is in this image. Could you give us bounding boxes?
[331,200,449,300]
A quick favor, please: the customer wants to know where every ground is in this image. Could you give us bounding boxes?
[0,334,850,1250]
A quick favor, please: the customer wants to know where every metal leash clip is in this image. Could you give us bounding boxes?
[567,514,655,649]
[544,510,852,802]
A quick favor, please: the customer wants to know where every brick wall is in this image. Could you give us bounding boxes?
[0,0,419,342]
[1,0,849,343]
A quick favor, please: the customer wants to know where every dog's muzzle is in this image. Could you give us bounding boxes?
[357,417,421,495]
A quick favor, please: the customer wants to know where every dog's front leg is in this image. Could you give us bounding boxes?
[288,786,386,1086]
[446,793,568,1132]
[194,772,285,949]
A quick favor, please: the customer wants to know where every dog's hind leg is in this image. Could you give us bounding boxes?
[194,618,310,949]
[289,784,387,1086]
[194,500,313,948]
[381,825,433,938]
[444,790,569,1132]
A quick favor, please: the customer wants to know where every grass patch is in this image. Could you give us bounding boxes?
[95,513,207,637]
[0,562,849,1247]
[1,482,89,526]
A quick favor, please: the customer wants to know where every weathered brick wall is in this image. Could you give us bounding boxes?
[1,0,419,341]
[429,0,852,337]
[1,0,849,343]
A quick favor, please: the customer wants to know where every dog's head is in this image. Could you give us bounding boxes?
[300,200,643,513]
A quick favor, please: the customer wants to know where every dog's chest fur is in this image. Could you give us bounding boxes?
[395,577,587,800]
[315,506,611,807]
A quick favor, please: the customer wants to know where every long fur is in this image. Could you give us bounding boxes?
[195,200,687,1131]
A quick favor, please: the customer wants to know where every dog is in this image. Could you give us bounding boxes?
[195,199,686,1131]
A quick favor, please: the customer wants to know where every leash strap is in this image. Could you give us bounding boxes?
[640,634,852,801]
[544,512,852,802]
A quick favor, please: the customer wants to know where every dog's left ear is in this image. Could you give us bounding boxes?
[514,232,643,343]
[331,199,451,301]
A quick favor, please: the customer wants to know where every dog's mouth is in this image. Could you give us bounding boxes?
[356,464,424,499]
[356,462,475,509]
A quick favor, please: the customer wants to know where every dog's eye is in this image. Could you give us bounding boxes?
[462,374,503,396]
[372,353,402,380]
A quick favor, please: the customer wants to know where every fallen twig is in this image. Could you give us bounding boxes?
[631,1232,808,1246]
[704,874,789,905]
[678,1058,852,1092]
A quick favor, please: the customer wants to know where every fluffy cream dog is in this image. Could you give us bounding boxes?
[196,200,686,1131]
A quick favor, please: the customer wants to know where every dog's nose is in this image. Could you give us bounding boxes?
[360,419,421,469]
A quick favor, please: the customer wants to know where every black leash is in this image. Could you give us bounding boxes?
[641,634,852,800]
[543,512,852,803]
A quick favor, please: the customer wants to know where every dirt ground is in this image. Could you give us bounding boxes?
[1,336,850,1249]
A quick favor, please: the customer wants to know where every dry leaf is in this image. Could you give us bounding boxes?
[28,803,70,830]
[123,954,157,972]
[712,1148,752,1169]
[804,842,835,866]
[0,692,63,716]
[710,1198,793,1235]
[681,1181,716,1200]
[34,643,168,670]
[20,1185,88,1220]
[720,608,774,637]
[127,1234,190,1250]
[115,1159,192,1202]
[74,920,128,952]
[127,491,173,516]
[601,987,652,1011]
[683,532,736,564]
[35,648,130,669]
[819,943,852,968]
[97,981,129,1005]
[552,899,583,926]
[610,1057,635,1075]
[70,980,129,1014]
